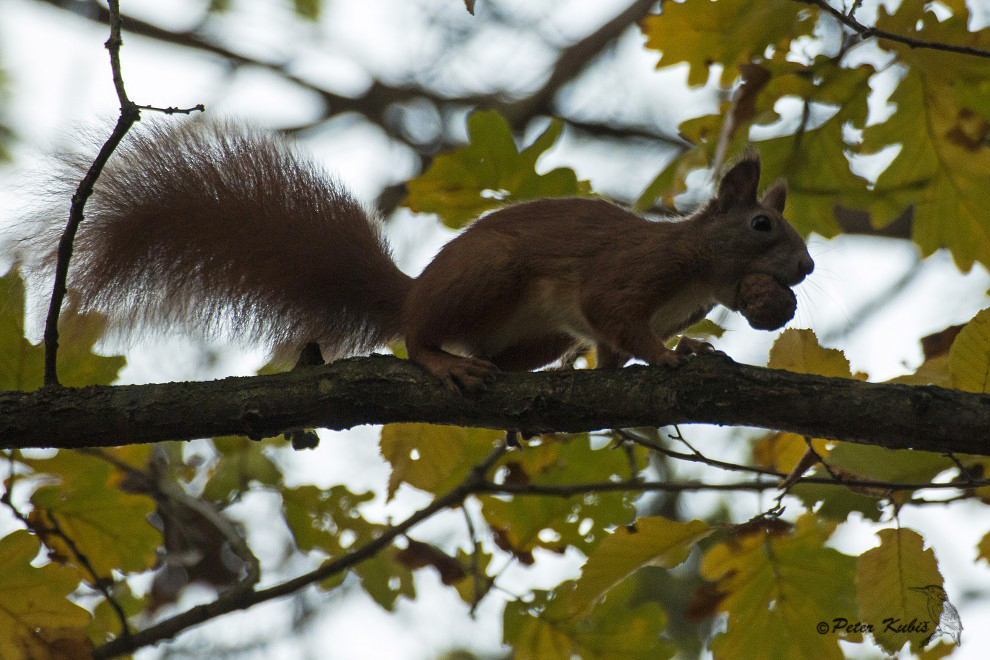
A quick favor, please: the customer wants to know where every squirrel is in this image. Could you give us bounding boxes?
[29,119,813,390]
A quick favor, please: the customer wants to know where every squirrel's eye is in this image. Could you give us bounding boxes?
[751,215,772,232]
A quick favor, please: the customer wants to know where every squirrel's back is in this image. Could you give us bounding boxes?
[30,120,412,357]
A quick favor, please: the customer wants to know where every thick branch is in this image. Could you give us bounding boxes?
[2,355,988,455]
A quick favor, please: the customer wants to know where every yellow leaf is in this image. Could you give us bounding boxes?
[767,329,851,378]
[25,451,161,577]
[0,268,125,391]
[977,530,990,566]
[505,580,674,660]
[0,530,92,660]
[569,517,710,615]
[752,431,829,473]
[855,528,945,655]
[379,424,500,499]
[480,434,638,558]
[948,308,990,392]
[403,110,591,229]
[640,0,814,87]
[887,354,952,387]
[860,1,990,270]
[701,514,858,659]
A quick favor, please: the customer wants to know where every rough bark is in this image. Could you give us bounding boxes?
[3,354,987,454]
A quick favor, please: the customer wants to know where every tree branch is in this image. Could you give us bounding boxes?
[3,354,988,455]
[92,441,509,659]
[42,0,140,387]
[36,0,687,150]
[796,0,990,60]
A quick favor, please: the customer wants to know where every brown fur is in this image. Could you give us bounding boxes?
[27,121,813,389]
[29,120,410,358]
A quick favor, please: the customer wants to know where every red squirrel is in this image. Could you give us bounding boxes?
[32,120,813,390]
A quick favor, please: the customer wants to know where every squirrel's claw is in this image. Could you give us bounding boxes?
[446,357,498,392]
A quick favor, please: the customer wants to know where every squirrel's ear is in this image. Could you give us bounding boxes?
[715,156,760,211]
[761,179,787,213]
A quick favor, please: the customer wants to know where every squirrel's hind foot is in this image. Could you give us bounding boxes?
[409,346,498,392]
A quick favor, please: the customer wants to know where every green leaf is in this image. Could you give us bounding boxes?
[858,1,990,271]
[88,582,145,641]
[355,551,416,611]
[756,104,873,239]
[826,442,953,485]
[26,451,161,577]
[403,110,591,228]
[978,529,990,566]
[281,484,415,610]
[480,434,640,559]
[203,436,284,502]
[504,579,675,660]
[790,480,884,523]
[569,517,710,615]
[682,318,725,340]
[701,514,859,659]
[293,0,321,20]
[949,308,990,392]
[0,268,125,390]
[379,424,500,500]
[0,530,93,660]
[855,528,945,655]
[281,484,375,555]
[640,0,814,87]
[633,147,709,211]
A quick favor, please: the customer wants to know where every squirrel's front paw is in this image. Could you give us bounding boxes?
[675,336,718,356]
[653,348,688,368]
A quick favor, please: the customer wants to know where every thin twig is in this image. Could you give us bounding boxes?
[477,473,990,497]
[461,504,487,616]
[42,0,140,387]
[1,454,133,639]
[40,3,205,387]
[796,0,990,60]
[93,441,508,659]
[614,428,782,479]
[136,103,206,115]
[803,435,840,480]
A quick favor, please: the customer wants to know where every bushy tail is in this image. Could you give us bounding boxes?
[28,119,412,357]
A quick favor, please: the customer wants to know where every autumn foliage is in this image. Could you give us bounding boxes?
[2,0,990,658]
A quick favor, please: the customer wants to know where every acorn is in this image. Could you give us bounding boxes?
[736,273,796,330]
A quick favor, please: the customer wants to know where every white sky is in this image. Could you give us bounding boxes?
[2,0,990,658]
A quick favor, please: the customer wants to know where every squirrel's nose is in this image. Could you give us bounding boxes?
[790,255,814,284]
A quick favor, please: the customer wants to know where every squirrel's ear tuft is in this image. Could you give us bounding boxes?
[715,155,760,211]
[761,179,787,213]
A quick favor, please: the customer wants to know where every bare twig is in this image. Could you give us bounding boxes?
[92,441,508,659]
[1,453,134,639]
[477,474,990,498]
[41,2,206,388]
[42,0,139,387]
[461,504,487,616]
[796,0,990,60]
[614,428,782,479]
